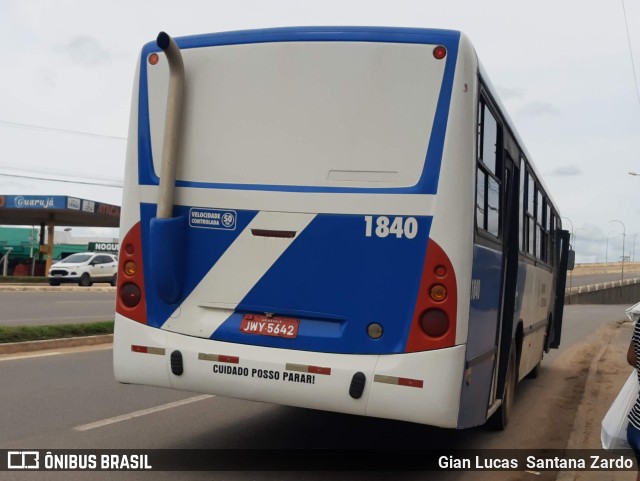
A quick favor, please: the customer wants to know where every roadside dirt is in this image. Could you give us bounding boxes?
[573,263,640,277]
[438,320,635,481]
[555,320,636,481]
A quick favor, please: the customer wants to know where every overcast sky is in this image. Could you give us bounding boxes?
[0,0,639,262]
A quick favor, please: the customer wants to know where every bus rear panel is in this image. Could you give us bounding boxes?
[114,27,560,429]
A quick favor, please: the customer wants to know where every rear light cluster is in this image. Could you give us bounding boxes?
[121,283,141,308]
[116,223,147,324]
[420,308,449,337]
[404,239,457,352]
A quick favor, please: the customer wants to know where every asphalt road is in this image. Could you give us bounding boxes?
[0,270,632,327]
[0,291,115,326]
[569,272,640,287]
[0,304,633,481]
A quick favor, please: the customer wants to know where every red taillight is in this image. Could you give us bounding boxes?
[116,223,147,324]
[120,283,141,308]
[420,309,450,338]
[404,239,457,352]
[433,46,447,60]
[435,265,447,278]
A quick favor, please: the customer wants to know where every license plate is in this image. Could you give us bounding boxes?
[240,314,299,339]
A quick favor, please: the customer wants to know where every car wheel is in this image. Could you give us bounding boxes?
[49,280,60,286]
[110,274,117,287]
[78,273,92,287]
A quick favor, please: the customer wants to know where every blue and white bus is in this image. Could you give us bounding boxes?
[114,27,571,430]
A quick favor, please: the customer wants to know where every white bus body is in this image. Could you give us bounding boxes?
[114,27,569,429]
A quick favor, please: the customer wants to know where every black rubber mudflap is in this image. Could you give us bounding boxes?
[170,350,184,376]
[349,372,366,399]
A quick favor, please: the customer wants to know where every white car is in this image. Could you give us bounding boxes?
[48,252,118,287]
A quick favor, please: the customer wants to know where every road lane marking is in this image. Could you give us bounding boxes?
[74,394,214,431]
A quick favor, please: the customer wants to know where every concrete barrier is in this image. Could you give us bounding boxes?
[565,277,640,305]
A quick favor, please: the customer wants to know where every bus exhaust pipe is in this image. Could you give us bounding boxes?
[156,31,184,220]
[150,31,186,303]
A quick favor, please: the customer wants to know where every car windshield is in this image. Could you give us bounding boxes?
[58,254,92,264]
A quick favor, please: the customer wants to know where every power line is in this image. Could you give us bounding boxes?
[0,172,123,188]
[0,119,126,141]
[0,163,123,183]
[622,0,640,107]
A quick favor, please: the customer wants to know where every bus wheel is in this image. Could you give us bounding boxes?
[489,344,517,430]
[527,361,541,379]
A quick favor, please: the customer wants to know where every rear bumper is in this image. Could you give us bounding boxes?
[113,314,466,428]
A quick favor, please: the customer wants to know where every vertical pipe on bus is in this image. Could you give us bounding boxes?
[155,31,184,219]
[149,32,187,304]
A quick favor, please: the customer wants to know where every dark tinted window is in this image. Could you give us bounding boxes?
[476,168,486,230]
[476,96,501,238]
[487,177,500,237]
[481,103,498,174]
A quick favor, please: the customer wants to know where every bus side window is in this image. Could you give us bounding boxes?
[476,98,501,238]
[550,212,556,266]
[525,171,535,256]
[535,187,542,259]
[519,160,526,252]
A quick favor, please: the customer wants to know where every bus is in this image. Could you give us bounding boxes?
[113,27,571,430]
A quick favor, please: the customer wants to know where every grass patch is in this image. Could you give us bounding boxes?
[0,321,114,343]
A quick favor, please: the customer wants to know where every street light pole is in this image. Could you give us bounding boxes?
[561,217,574,247]
[606,230,617,263]
[610,219,626,282]
[574,227,586,263]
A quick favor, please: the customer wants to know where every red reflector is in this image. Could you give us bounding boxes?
[120,283,141,308]
[398,377,424,388]
[131,345,148,353]
[219,355,240,364]
[433,46,447,60]
[308,366,332,375]
[420,309,450,338]
[434,265,447,278]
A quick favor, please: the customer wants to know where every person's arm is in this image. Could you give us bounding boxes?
[628,338,637,367]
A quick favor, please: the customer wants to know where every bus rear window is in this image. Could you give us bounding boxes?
[146,41,447,189]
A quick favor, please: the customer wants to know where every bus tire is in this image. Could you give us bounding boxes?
[527,361,540,379]
[489,343,517,430]
[78,273,92,287]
